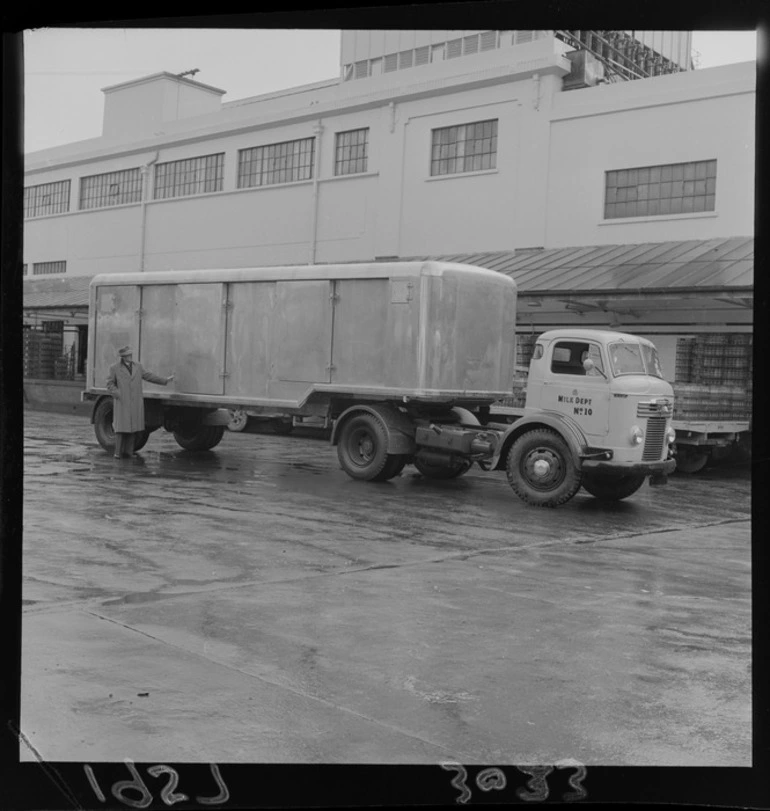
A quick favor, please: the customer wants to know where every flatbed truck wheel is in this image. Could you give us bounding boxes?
[336,412,403,481]
[675,448,709,474]
[506,428,581,507]
[581,473,646,501]
[173,425,225,451]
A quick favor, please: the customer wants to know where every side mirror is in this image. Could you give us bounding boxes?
[583,357,607,379]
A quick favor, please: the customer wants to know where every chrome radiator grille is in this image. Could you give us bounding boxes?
[642,417,667,461]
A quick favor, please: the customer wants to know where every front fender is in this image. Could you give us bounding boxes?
[490,411,588,470]
[331,403,417,455]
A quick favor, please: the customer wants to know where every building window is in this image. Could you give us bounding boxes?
[354,60,369,79]
[430,119,498,176]
[23,264,28,276]
[237,138,315,188]
[24,180,71,218]
[415,45,430,66]
[480,30,498,51]
[447,38,462,58]
[384,53,398,72]
[153,153,224,200]
[334,128,369,176]
[605,160,717,219]
[79,168,143,210]
[32,261,66,276]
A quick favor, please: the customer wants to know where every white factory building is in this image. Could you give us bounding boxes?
[22,29,755,403]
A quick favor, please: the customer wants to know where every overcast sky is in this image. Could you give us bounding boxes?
[22,28,759,154]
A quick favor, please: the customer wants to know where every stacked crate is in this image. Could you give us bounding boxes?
[504,333,539,408]
[672,333,752,421]
[23,329,63,379]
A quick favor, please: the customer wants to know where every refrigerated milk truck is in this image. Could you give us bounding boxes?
[83,262,675,506]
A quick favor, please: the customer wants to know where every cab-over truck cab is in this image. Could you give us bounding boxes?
[497,329,676,505]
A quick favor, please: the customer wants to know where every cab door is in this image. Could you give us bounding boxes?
[541,339,610,440]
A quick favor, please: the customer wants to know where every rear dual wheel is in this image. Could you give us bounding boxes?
[336,413,405,482]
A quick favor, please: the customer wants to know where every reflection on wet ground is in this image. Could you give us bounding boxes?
[20,410,752,765]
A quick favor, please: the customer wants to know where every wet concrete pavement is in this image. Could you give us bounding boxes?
[20,409,751,765]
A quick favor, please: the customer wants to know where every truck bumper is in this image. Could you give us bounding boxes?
[580,458,677,477]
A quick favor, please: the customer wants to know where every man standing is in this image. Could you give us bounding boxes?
[106,346,174,459]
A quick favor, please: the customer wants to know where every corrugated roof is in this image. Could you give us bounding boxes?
[23,275,92,309]
[410,237,754,294]
[22,237,753,310]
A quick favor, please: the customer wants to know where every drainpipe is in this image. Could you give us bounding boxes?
[138,152,160,272]
[308,120,324,265]
[532,73,541,111]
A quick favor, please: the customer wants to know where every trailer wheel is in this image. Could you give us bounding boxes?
[173,425,225,451]
[581,473,646,501]
[414,458,473,479]
[94,399,116,453]
[506,429,581,507]
[337,413,398,481]
[675,448,708,474]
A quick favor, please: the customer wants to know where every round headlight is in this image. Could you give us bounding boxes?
[630,425,644,445]
[666,426,676,444]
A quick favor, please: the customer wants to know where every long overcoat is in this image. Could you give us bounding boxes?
[106,362,167,433]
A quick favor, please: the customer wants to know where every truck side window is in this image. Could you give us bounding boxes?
[551,341,589,376]
[581,343,605,376]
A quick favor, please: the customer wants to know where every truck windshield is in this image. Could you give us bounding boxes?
[608,342,663,378]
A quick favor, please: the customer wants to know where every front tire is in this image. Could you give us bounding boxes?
[173,425,225,451]
[506,429,581,507]
[337,413,400,481]
[581,473,646,501]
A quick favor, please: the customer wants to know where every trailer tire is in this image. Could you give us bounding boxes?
[506,428,581,507]
[173,425,226,451]
[581,473,646,501]
[675,448,708,474]
[337,412,400,481]
[94,399,116,452]
[414,458,473,479]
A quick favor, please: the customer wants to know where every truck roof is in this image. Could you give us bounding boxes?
[535,328,656,347]
[90,261,517,288]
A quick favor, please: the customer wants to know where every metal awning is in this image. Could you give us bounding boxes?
[22,237,753,331]
[407,237,754,330]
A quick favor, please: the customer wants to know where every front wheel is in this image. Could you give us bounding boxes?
[581,473,646,501]
[337,413,401,481]
[506,429,581,507]
[173,425,225,451]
